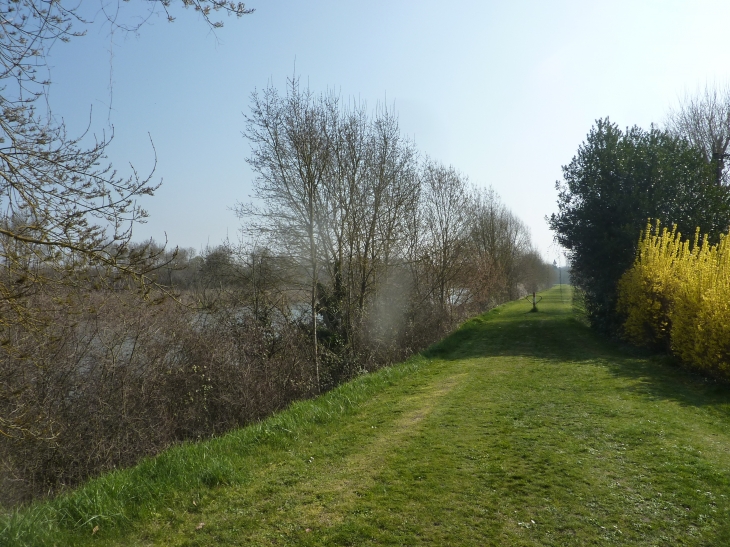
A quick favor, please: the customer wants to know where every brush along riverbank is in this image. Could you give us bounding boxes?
[3,285,730,546]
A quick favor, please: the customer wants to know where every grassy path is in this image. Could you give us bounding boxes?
[4,286,730,545]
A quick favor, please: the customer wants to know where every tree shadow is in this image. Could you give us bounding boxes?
[422,291,730,413]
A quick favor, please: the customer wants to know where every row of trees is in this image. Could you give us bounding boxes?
[550,85,730,333]
[0,186,552,506]
[240,78,554,388]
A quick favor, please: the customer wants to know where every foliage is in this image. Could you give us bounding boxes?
[618,222,730,378]
[549,118,730,333]
[616,222,686,350]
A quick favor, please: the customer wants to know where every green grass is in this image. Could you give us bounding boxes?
[4,285,730,546]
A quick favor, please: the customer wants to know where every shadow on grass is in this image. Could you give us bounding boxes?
[423,287,730,413]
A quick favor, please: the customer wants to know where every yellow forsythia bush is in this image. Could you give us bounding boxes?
[617,221,730,378]
[617,222,686,349]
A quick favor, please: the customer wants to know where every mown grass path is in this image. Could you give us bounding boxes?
[4,286,730,546]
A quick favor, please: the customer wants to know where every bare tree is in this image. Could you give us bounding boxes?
[0,0,255,302]
[0,0,255,283]
[468,188,511,304]
[468,187,535,303]
[241,78,335,390]
[516,249,555,294]
[360,104,419,306]
[317,99,369,346]
[319,101,419,357]
[667,83,730,185]
[239,78,553,387]
[419,161,473,323]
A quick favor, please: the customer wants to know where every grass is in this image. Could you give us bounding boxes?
[3,285,730,545]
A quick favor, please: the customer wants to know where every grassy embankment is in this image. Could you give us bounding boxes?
[3,285,730,546]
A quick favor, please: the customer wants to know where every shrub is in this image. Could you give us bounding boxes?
[0,291,316,506]
[618,222,730,378]
[617,222,687,349]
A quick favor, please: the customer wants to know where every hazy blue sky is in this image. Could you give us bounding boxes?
[44,0,730,261]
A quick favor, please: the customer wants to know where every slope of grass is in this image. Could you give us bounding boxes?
[4,285,730,546]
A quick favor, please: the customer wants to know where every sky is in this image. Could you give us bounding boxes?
[43,0,730,263]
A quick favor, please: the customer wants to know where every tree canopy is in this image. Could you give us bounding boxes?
[549,118,730,332]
